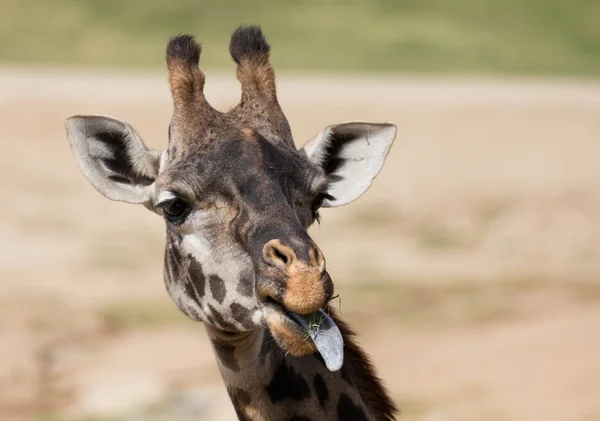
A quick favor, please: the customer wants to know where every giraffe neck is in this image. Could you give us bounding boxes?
[206,313,397,421]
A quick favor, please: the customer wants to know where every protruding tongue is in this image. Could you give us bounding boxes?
[288,309,344,371]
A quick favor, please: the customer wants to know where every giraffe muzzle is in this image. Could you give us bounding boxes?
[260,239,333,313]
[259,239,343,370]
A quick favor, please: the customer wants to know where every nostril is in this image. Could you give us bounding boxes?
[263,239,296,269]
[310,245,326,273]
[273,248,288,265]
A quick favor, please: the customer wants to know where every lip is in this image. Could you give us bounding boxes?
[260,299,317,357]
[262,300,306,335]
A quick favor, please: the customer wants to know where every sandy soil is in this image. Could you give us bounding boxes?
[1,68,600,421]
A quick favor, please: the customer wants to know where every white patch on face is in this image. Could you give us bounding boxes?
[163,240,204,321]
[177,209,259,331]
[167,280,204,322]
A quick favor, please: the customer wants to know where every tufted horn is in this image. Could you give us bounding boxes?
[166,35,225,147]
[227,26,293,146]
[166,35,207,109]
[164,28,293,149]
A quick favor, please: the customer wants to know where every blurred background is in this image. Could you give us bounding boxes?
[1,1,600,420]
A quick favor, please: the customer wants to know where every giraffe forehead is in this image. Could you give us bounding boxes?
[158,136,326,203]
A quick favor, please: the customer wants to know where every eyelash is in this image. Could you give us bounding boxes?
[312,208,321,223]
[311,192,333,223]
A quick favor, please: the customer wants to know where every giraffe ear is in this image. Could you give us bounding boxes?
[65,115,164,205]
[301,122,396,207]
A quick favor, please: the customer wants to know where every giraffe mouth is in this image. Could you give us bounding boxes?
[263,298,344,371]
[286,309,344,372]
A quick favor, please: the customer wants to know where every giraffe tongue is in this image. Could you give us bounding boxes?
[288,309,344,372]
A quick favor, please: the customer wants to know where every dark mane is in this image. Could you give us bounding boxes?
[333,313,398,421]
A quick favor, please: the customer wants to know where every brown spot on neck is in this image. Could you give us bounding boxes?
[213,315,396,421]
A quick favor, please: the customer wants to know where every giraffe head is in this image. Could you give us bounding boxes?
[66,26,396,369]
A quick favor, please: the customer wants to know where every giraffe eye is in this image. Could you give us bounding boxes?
[160,198,192,223]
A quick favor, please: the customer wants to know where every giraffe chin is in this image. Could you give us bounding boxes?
[263,304,345,371]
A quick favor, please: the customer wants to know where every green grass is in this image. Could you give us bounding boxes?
[302,311,328,341]
[1,0,599,75]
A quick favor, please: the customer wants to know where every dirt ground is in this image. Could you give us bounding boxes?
[1,68,600,421]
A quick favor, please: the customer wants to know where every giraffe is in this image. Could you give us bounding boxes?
[65,25,398,421]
